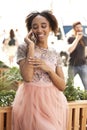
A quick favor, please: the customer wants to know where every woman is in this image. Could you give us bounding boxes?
[2,29,18,66]
[12,10,68,130]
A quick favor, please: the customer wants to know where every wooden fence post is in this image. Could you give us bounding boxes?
[68,100,87,130]
[0,106,12,130]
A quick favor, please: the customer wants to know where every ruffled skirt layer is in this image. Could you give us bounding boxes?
[12,82,68,130]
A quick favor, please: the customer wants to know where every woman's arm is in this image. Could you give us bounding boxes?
[19,43,34,82]
[47,66,66,91]
[19,32,35,82]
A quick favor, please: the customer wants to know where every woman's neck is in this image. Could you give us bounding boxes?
[37,42,48,49]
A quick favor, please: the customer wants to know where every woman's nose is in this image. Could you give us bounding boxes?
[37,27,42,32]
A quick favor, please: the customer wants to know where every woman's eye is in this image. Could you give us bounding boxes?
[32,25,38,29]
[42,23,47,28]
[32,23,47,29]
[32,24,38,29]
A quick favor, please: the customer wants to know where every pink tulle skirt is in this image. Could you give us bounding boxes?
[12,82,68,130]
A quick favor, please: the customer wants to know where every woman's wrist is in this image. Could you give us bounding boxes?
[27,45,34,58]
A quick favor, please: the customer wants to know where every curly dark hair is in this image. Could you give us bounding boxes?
[9,29,15,39]
[25,10,58,35]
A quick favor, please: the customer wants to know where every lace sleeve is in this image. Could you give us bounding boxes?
[16,43,27,64]
[56,52,62,67]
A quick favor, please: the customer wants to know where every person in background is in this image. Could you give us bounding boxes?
[67,21,87,90]
[12,10,68,130]
[2,29,18,66]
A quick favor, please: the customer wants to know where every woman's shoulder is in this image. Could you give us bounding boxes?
[17,42,27,62]
[18,42,27,49]
[17,42,27,54]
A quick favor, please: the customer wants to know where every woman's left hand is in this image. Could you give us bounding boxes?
[27,57,50,72]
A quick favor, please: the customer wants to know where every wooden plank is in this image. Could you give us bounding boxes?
[80,108,87,130]
[73,107,80,130]
[0,107,12,130]
[0,113,4,130]
[67,108,73,130]
[6,112,12,130]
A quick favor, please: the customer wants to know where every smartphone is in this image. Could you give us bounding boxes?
[30,33,37,44]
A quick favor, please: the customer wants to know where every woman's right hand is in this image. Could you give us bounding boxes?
[24,30,34,45]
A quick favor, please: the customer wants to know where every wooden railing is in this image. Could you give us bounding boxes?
[68,100,87,130]
[0,101,87,130]
[0,107,12,130]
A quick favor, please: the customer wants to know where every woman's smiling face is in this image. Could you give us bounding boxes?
[31,15,51,43]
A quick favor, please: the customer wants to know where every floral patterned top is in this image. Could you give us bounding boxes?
[17,43,62,86]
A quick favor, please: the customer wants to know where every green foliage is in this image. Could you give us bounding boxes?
[0,67,23,107]
[0,90,16,107]
[64,78,87,101]
[0,61,9,68]
[76,87,87,100]
[4,67,23,82]
[64,78,79,101]
[0,67,23,91]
